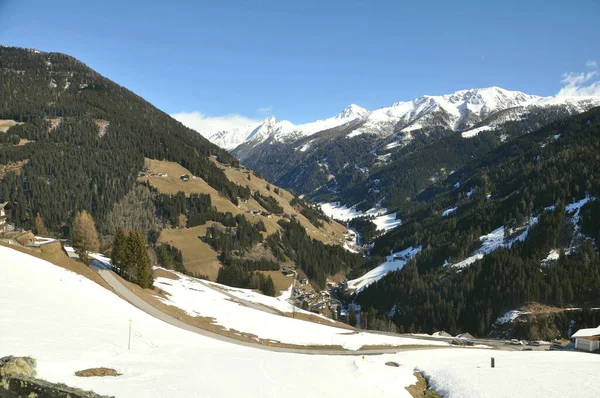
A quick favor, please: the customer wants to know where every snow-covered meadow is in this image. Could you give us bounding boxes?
[153,271,442,350]
[2,245,600,397]
[319,202,401,231]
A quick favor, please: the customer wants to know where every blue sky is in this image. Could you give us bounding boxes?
[1,0,599,132]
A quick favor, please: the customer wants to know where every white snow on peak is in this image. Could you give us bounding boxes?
[352,87,541,138]
[207,104,369,149]
[197,87,600,150]
[334,104,369,120]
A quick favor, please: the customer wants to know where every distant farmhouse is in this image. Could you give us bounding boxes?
[572,325,600,352]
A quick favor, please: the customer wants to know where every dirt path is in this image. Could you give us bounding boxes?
[96,269,439,356]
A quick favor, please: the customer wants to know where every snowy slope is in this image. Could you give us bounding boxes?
[0,245,425,397]
[347,246,422,292]
[3,245,599,398]
[319,202,401,232]
[153,271,444,350]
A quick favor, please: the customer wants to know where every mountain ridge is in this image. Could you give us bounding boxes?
[193,86,600,152]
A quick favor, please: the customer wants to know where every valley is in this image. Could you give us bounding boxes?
[2,39,600,398]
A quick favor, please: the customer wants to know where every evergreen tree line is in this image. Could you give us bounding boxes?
[155,243,186,273]
[205,215,266,254]
[348,217,378,244]
[220,252,280,271]
[290,197,328,228]
[355,108,600,336]
[216,265,276,296]
[253,192,284,214]
[271,219,363,289]
[111,228,154,289]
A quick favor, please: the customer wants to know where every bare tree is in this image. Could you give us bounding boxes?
[72,210,100,264]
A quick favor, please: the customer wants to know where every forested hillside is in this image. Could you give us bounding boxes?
[356,107,600,336]
[0,46,242,233]
[0,46,360,295]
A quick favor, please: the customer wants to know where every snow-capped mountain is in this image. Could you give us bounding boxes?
[205,104,369,149]
[353,86,541,137]
[199,87,600,152]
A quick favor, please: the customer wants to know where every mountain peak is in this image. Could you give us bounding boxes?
[335,104,369,120]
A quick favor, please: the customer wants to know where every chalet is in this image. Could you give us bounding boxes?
[157,172,168,178]
[180,174,190,182]
[572,325,600,352]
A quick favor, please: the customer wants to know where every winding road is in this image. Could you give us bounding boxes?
[96,269,444,356]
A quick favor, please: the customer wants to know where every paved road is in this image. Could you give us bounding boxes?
[96,269,442,356]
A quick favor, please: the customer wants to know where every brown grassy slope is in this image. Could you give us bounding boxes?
[139,158,242,215]
[158,224,222,280]
[0,119,19,132]
[141,157,348,244]
[144,157,351,281]
[213,157,348,244]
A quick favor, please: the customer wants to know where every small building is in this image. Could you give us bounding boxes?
[157,172,168,178]
[572,325,600,352]
[180,174,190,182]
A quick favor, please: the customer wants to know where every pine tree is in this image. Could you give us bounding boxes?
[348,307,357,327]
[33,213,47,236]
[134,231,154,289]
[124,230,139,281]
[72,210,100,264]
[111,228,127,275]
[261,275,276,296]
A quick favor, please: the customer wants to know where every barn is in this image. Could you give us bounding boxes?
[572,325,600,352]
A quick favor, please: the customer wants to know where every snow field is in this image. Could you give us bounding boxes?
[0,245,424,397]
[153,271,444,350]
[319,202,401,232]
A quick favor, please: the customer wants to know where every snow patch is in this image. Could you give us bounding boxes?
[461,125,493,138]
[348,246,421,292]
[442,207,457,217]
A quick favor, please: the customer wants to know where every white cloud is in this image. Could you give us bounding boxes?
[171,111,262,137]
[257,106,273,115]
[557,64,600,97]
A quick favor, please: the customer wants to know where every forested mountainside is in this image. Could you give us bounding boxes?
[355,107,600,336]
[0,46,362,292]
[0,46,243,233]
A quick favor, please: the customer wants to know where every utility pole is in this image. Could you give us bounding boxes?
[128,318,132,350]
